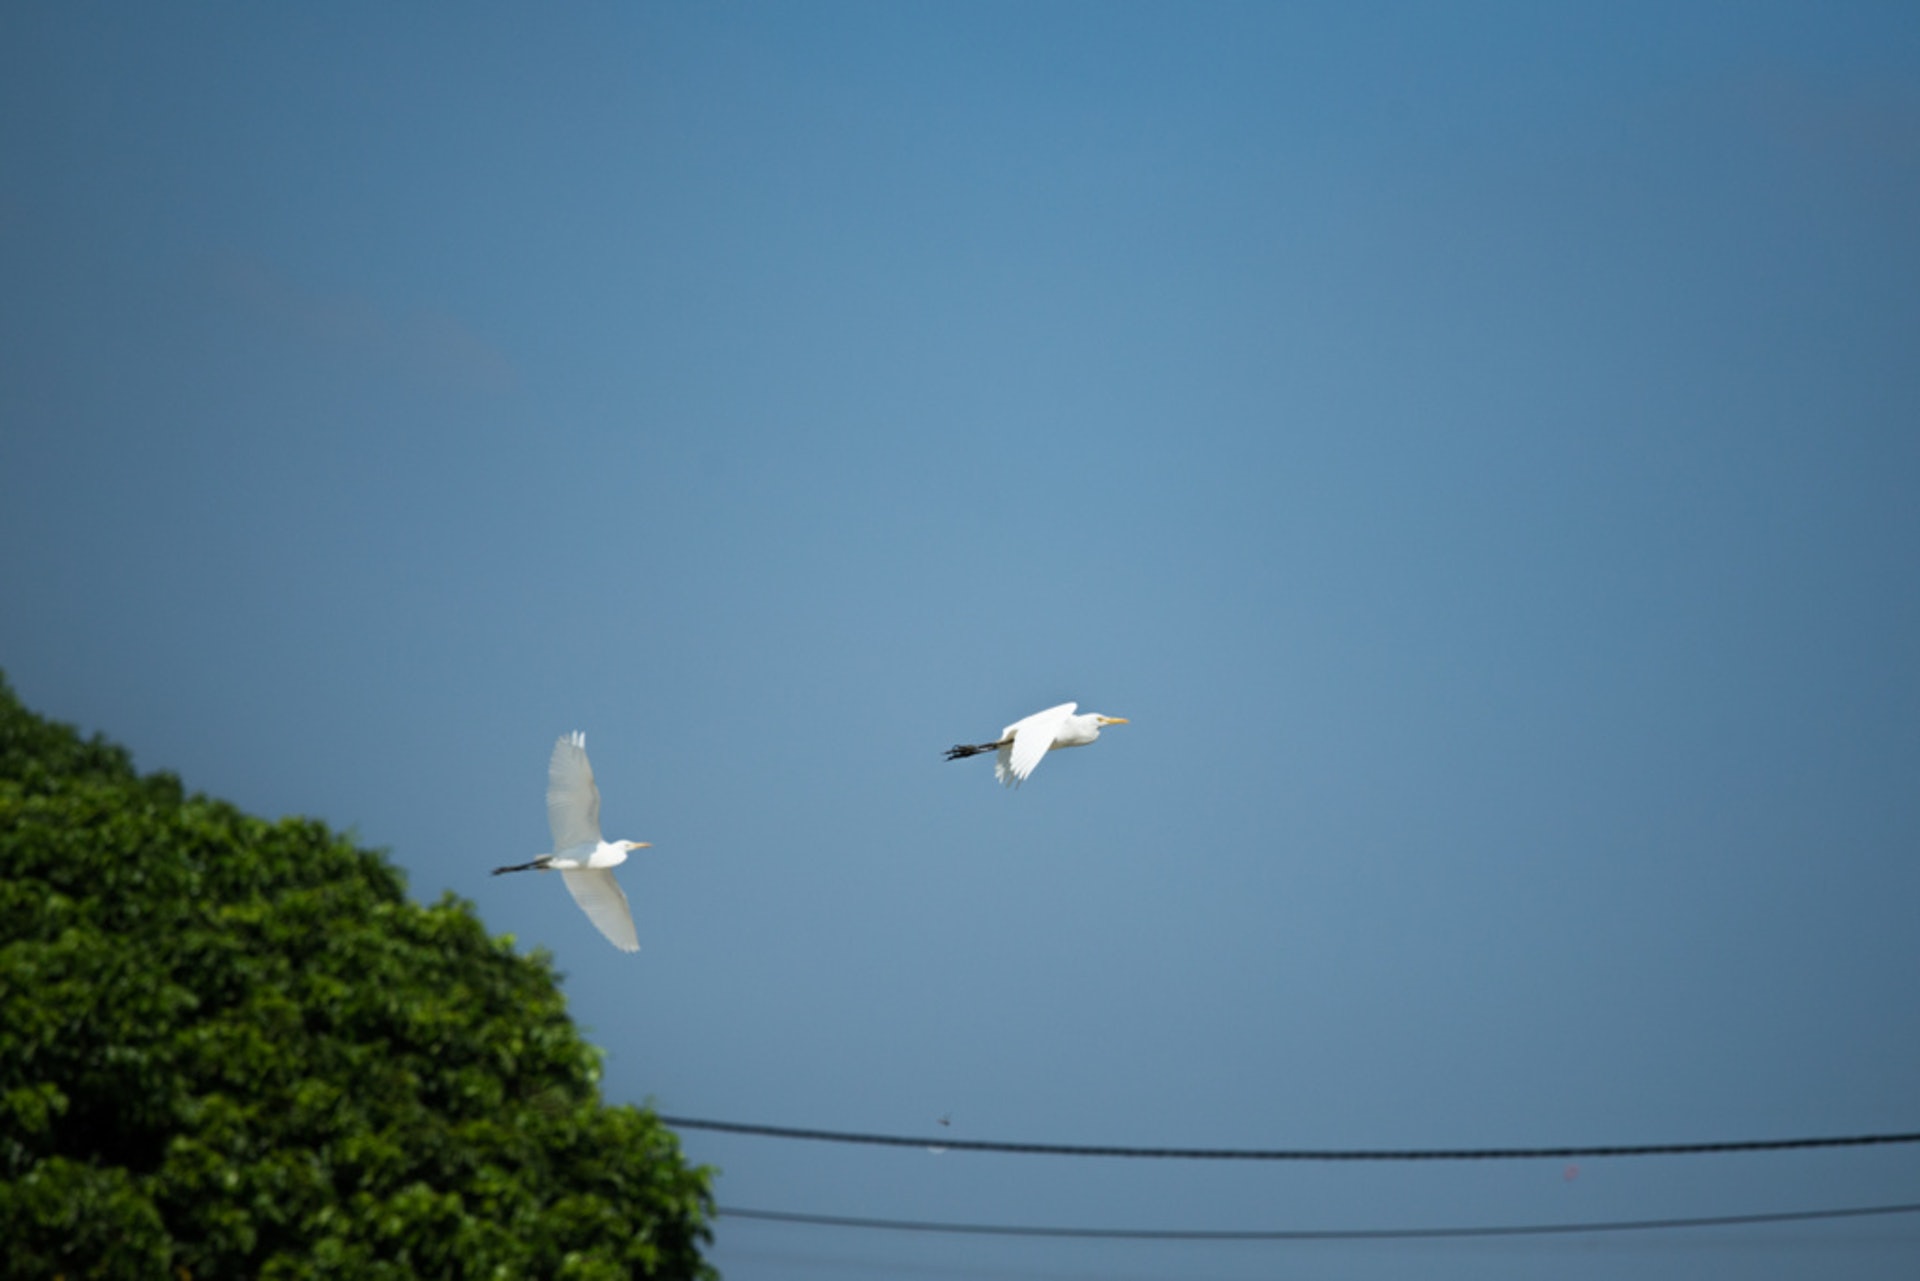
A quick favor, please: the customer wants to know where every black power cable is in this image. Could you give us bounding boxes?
[661,1115,1920,1161]
[717,1199,1920,1240]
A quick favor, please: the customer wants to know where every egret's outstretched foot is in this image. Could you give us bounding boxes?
[944,741,1004,762]
[492,857,550,876]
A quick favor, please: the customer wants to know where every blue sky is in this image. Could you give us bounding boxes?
[4,3,1919,1277]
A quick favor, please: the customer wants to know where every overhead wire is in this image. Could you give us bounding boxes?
[682,1117,1920,1246]
[660,1116,1920,1161]
[716,1199,1920,1240]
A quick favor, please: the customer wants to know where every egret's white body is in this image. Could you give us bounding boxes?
[944,701,1129,787]
[492,732,647,952]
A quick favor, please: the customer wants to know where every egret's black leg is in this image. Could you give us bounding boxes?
[944,739,1010,762]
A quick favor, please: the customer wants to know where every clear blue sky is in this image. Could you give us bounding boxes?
[4,4,1919,1277]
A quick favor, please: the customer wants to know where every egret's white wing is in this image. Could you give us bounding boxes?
[547,732,604,852]
[998,702,1076,787]
[561,868,640,952]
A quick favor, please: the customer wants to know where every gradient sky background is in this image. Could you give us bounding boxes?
[4,4,1919,1278]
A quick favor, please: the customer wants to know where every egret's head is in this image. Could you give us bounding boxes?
[1095,716,1129,727]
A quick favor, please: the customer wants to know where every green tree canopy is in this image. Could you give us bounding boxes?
[0,674,715,1279]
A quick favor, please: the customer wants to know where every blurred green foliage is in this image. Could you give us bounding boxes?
[0,674,716,1279]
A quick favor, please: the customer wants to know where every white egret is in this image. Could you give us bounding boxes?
[493,732,647,952]
[943,702,1128,788]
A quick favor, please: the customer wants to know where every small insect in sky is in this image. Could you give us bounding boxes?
[927,1114,952,1155]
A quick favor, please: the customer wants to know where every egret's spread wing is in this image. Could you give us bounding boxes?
[998,702,1076,787]
[561,868,640,952]
[547,732,604,852]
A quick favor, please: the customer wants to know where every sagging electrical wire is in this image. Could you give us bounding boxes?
[660,1115,1920,1161]
[718,1199,1920,1240]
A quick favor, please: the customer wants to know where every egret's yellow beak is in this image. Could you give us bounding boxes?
[1099,716,1129,725]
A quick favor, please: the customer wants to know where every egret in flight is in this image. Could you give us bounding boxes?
[493,732,647,952]
[944,702,1128,788]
